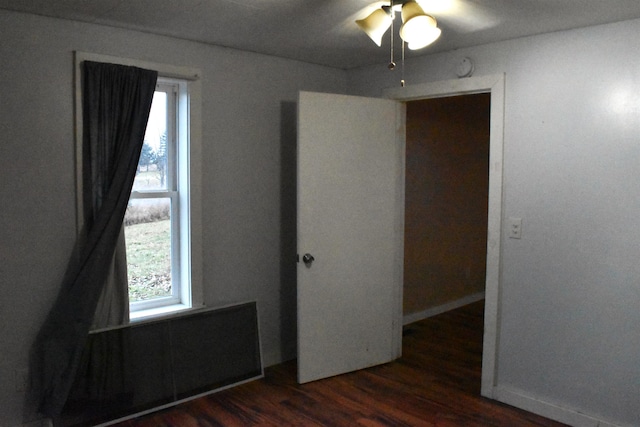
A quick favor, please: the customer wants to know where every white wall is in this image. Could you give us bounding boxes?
[0,10,346,426]
[348,20,640,427]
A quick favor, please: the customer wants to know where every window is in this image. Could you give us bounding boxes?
[75,52,203,321]
[126,80,184,313]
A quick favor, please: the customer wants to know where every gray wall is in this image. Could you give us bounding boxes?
[348,19,640,427]
[0,10,346,425]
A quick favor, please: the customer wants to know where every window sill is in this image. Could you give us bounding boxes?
[130,303,193,323]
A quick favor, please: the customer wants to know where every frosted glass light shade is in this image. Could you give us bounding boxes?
[356,8,392,46]
[399,1,441,50]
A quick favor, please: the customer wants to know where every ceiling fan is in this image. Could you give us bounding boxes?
[353,0,494,80]
[356,0,442,50]
[355,0,497,46]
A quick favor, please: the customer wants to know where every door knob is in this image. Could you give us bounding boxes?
[302,253,315,267]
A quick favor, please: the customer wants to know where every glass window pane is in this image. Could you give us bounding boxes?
[124,198,172,302]
[133,91,168,192]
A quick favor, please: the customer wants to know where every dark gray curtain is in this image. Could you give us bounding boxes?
[92,227,130,329]
[29,61,157,417]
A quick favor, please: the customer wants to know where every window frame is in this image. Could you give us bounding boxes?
[74,52,204,321]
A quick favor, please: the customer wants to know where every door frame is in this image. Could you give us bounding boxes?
[384,74,505,399]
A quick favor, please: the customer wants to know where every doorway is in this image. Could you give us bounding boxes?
[404,93,490,318]
[385,74,505,398]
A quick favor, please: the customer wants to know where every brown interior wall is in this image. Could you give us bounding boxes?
[404,93,491,315]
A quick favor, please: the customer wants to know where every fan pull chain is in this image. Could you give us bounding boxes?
[388,6,396,70]
[401,39,405,87]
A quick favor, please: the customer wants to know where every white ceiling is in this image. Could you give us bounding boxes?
[2,0,640,69]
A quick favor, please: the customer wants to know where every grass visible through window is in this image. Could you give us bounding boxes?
[124,204,171,302]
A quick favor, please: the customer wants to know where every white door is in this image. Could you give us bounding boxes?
[297,91,405,384]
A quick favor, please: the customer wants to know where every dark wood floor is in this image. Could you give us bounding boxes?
[113,301,566,426]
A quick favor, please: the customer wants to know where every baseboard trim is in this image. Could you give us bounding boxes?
[403,292,485,325]
[494,386,626,427]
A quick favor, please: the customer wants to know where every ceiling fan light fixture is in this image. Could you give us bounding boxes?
[399,1,441,49]
[356,8,393,47]
[404,23,441,49]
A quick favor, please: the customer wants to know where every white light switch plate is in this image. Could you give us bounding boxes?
[508,217,522,239]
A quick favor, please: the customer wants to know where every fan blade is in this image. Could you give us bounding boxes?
[417,0,499,33]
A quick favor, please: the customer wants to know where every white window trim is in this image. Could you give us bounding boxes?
[74,51,204,320]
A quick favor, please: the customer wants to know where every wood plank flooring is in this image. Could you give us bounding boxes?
[113,301,567,426]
